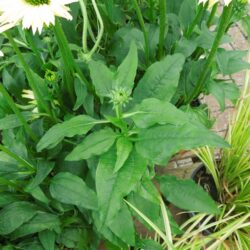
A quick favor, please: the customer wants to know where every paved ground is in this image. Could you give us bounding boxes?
[162,22,249,178]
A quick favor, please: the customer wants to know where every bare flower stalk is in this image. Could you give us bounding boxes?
[80,0,104,61]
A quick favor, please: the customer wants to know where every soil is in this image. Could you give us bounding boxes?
[191,164,219,235]
[192,165,218,202]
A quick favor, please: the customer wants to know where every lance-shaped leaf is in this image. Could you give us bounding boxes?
[37,115,98,151]
[0,202,37,235]
[108,203,135,246]
[25,161,55,191]
[89,60,114,98]
[66,128,118,161]
[114,137,133,173]
[89,42,138,98]
[133,54,185,103]
[0,112,38,131]
[114,42,138,94]
[208,81,240,111]
[50,172,97,210]
[39,230,56,250]
[136,124,229,165]
[131,98,188,128]
[159,176,219,214]
[11,212,60,239]
[92,212,128,248]
[96,147,147,228]
[216,49,250,75]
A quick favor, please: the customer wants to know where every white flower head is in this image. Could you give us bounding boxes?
[0,50,4,57]
[0,0,78,34]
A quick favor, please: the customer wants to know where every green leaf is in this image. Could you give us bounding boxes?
[0,112,37,131]
[57,227,89,249]
[89,42,137,98]
[136,238,163,250]
[195,24,230,50]
[111,27,144,65]
[133,54,185,103]
[93,212,128,249]
[177,60,206,102]
[105,115,128,131]
[0,193,20,207]
[96,147,147,241]
[25,161,55,191]
[208,81,240,111]
[175,37,197,57]
[73,77,87,111]
[39,230,56,250]
[180,104,214,129]
[136,124,229,165]
[1,245,15,250]
[28,186,50,205]
[0,161,23,179]
[11,212,60,239]
[89,60,114,98]
[167,0,183,14]
[114,137,133,173]
[66,128,118,161]
[146,24,160,59]
[131,98,188,128]
[37,115,98,151]
[0,202,37,235]
[50,172,97,210]
[115,42,138,93]
[159,175,219,214]
[108,203,135,246]
[17,241,44,250]
[216,49,250,75]
[178,0,196,30]
[241,16,250,39]
[128,192,182,235]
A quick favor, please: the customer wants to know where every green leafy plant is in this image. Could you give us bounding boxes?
[0,0,249,249]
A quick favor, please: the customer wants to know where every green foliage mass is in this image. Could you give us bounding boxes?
[0,0,248,249]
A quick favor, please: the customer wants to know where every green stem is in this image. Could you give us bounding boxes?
[115,105,122,119]
[190,3,219,61]
[148,0,154,23]
[158,0,167,59]
[0,84,38,142]
[87,0,104,59]
[0,144,36,172]
[79,0,89,53]
[207,2,218,27]
[54,19,93,95]
[186,4,233,104]
[54,20,75,104]
[6,32,54,120]
[185,3,206,38]
[132,0,150,66]
[25,30,44,65]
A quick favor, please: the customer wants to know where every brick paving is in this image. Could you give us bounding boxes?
[163,23,249,177]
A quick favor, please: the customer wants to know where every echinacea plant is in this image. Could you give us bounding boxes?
[0,0,249,249]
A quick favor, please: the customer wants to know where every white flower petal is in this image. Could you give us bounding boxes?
[0,0,75,34]
[224,0,232,6]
